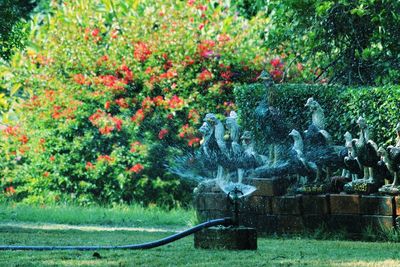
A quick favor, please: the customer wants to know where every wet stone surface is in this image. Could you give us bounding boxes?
[330,194,361,215]
[302,195,329,215]
[362,215,394,231]
[272,195,302,215]
[194,227,257,250]
[360,195,394,216]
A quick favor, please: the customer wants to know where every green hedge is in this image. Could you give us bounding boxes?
[235,83,400,147]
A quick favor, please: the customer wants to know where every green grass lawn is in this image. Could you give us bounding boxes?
[0,203,196,229]
[1,226,400,266]
[1,204,400,266]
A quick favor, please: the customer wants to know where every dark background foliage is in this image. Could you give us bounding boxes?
[263,0,400,85]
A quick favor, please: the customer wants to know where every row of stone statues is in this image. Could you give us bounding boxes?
[195,96,400,195]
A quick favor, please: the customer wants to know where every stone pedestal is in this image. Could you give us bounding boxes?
[361,195,394,216]
[362,215,394,231]
[330,194,361,215]
[246,178,288,196]
[302,195,329,215]
[329,215,362,233]
[194,227,257,250]
[272,195,302,215]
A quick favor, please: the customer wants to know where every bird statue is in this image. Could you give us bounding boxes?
[288,129,317,181]
[241,131,268,166]
[305,97,326,130]
[225,111,241,156]
[253,69,291,165]
[254,98,290,165]
[204,113,228,156]
[304,98,331,144]
[351,116,380,183]
[303,99,337,183]
[341,131,362,181]
[377,146,400,194]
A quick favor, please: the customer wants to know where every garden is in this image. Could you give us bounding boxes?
[1,0,400,266]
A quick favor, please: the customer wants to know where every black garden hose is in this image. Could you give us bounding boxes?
[0,217,233,251]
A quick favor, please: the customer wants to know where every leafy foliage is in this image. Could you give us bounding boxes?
[0,0,271,206]
[264,0,400,85]
[0,0,41,61]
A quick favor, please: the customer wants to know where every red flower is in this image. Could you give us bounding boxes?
[153,96,165,106]
[221,70,232,81]
[5,186,16,195]
[297,63,304,72]
[188,137,201,147]
[129,163,144,173]
[116,98,129,108]
[270,58,281,68]
[270,69,283,81]
[112,117,123,131]
[99,125,114,135]
[130,141,142,153]
[198,69,213,82]
[73,74,87,85]
[198,40,215,58]
[142,97,154,110]
[168,95,184,109]
[19,135,29,144]
[184,56,195,65]
[134,42,152,62]
[131,109,145,125]
[188,109,200,123]
[119,64,134,82]
[50,155,55,161]
[104,101,111,110]
[3,126,19,136]
[159,69,177,79]
[197,4,207,11]
[158,129,169,139]
[91,28,100,37]
[217,34,230,43]
[111,29,118,39]
[97,155,113,162]
[86,162,94,169]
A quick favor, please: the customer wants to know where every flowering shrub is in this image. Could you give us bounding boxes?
[0,0,274,206]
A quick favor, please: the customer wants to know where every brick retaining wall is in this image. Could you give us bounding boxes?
[194,179,397,235]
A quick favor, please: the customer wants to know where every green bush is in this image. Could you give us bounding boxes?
[0,0,272,206]
[235,83,400,147]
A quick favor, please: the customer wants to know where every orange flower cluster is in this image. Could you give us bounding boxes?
[158,128,169,139]
[269,57,284,81]
[97,154,114,162]
[96,75,128,91]
[52,103,80,120]
[89,109,123,135]
[134,42,152,62]
[198,40,215,58]
[5,186,16,195]
[178,124,201,147]
[131,109,145,125]
[129,163,144,173]
[198,69,213,83]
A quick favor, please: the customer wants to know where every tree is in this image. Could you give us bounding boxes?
[0,0,38,60]
[264,0,400,85]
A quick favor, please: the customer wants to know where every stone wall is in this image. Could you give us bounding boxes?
[194,179,399,235]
